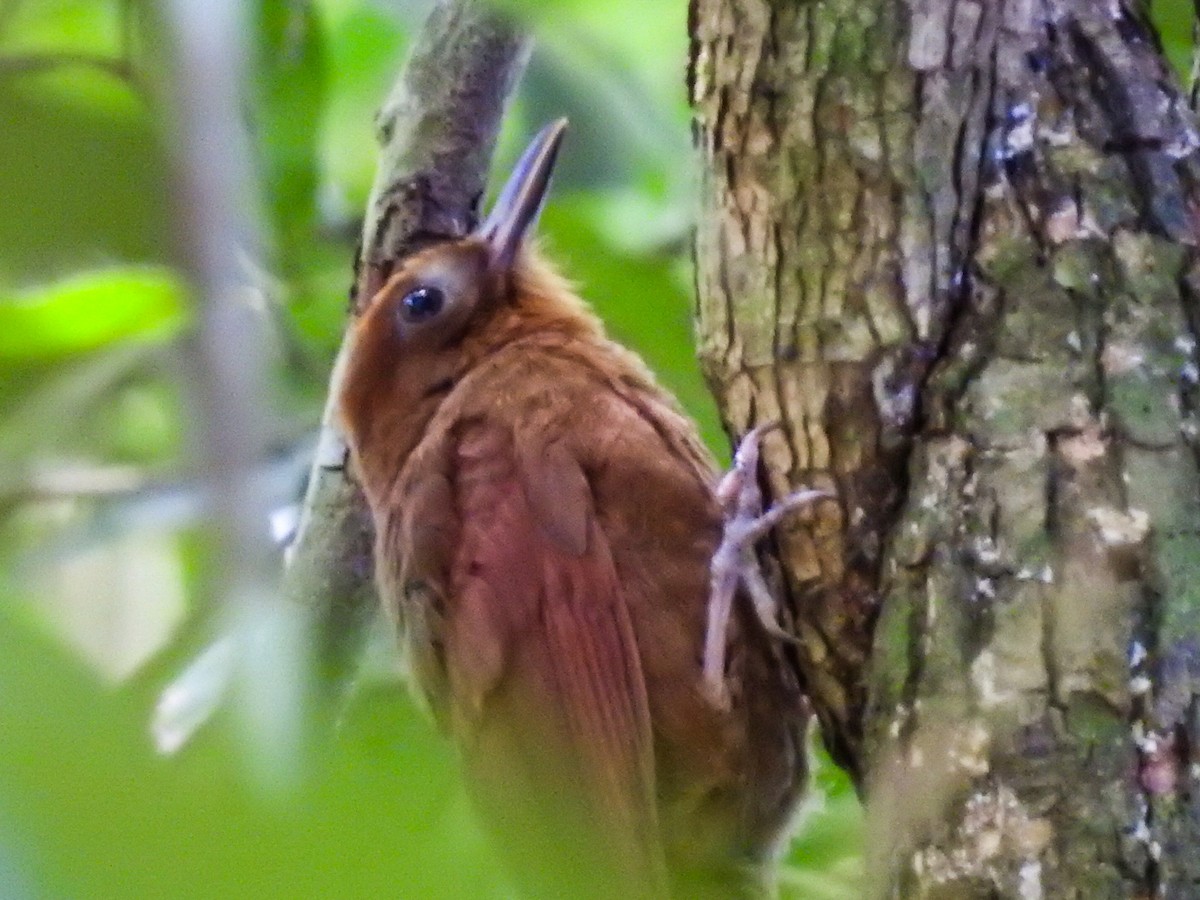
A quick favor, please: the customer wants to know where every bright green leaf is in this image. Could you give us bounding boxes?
[0,268,186,361]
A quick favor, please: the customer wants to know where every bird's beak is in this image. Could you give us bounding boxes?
[477,118,568,272]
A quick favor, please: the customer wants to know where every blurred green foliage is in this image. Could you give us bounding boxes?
[5,0,1193,897]
[0,268,184,361]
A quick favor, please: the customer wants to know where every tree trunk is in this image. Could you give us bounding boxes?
[690,0,1200,896]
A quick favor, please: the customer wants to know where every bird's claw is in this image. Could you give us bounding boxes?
[702,424,828,707]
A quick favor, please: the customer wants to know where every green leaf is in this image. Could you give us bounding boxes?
[0,268,186,361]
[1150,0,1193,81]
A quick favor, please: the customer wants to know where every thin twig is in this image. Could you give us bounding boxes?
[162,0,271,574]
[0,51,144,94]
[5,463,147,501]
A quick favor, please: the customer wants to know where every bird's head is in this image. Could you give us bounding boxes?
[339,119,591,488]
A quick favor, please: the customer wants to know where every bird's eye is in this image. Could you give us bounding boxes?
[400,286,446,322]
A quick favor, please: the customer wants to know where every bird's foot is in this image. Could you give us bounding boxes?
[702,424,827,708]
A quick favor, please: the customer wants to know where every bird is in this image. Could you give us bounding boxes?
[338,118,821,899]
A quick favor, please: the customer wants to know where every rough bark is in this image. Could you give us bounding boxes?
[690,0,916,779]
[691,0,1200,896]
[282,1,530,686]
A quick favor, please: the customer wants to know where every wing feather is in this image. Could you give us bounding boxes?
[445,419,668,899]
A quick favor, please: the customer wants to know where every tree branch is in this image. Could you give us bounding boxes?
[281,0,531,688]
[155,0,305,775]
